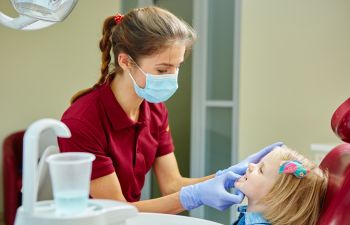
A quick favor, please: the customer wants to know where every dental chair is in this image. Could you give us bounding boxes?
[2,131,24,225]
[2,129,58,225]
[317,97,350,225]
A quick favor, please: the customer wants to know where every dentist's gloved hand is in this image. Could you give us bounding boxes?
[180,172,244,211]
[216,142,283,177]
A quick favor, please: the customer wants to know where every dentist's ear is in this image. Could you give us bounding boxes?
[118,52,132,71]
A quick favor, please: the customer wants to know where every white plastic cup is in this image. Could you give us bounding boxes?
[46,152,95,215]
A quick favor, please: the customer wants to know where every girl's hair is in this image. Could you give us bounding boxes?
[71,6,196,104]
[261,147,328,225]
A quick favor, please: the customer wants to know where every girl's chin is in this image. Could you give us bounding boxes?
[233,184,247,197]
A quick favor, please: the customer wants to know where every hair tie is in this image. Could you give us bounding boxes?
[279,160,309,178]
[114,14,124,25]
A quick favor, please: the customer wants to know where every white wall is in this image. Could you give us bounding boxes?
[0,0,120,215]
[239,0,350,160]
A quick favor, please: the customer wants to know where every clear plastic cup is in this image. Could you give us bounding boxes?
[46,152,95,215]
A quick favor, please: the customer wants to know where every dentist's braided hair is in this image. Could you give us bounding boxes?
[70,6,196,104]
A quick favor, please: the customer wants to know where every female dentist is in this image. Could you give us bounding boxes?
[58,6,282,214]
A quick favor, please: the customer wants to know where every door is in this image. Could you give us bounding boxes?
[190,0,242,224]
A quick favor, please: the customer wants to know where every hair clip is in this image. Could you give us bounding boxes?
[114,14,124,25]
[279,160,309,178]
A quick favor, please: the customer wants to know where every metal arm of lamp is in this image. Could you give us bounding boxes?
[0,0,78,30]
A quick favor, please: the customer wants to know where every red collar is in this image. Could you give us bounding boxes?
[99,83,151,130]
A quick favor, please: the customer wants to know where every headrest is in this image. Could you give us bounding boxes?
[331,97,350,143]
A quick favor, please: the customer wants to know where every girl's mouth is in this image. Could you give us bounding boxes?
[237,174,248,182]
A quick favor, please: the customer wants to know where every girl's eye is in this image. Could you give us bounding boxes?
[259,167,263,173]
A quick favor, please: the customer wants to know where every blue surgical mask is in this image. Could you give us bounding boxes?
[128,62,179,103]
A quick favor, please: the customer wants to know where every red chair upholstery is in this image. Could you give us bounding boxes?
[2,131,25,225]
[317,97,350,225]
[331,97,350,143]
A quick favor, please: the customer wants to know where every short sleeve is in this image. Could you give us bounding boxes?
[58,118,115,179]
[156,106,175,157]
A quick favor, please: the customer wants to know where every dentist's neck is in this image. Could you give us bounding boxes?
[111,73,143,122]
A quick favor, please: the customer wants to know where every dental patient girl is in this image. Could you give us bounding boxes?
[233,146,328,225]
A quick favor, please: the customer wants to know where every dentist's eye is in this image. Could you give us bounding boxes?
[157,70,167,73]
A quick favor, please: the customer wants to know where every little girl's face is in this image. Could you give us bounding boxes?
[235,149,281,202]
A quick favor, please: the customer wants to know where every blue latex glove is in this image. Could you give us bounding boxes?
[179,172,244,211]
[216,142,283,177]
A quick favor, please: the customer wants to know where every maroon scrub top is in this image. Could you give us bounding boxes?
[58,82,175,202]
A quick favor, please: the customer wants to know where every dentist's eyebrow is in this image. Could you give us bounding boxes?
[155,61,183,67]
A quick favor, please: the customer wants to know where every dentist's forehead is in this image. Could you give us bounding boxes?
[150,44,185,66]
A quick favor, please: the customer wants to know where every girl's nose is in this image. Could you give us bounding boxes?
[247,163,254,173]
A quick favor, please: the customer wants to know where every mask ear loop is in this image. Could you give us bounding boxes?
[126,56,147,91]
[128,56,148,76]
[128,71,138,85]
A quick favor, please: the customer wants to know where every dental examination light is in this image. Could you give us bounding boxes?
[0,0,78,30]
